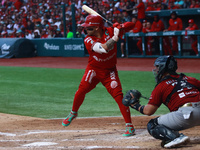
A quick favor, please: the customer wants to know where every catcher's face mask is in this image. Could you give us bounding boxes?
[153,55,178,83]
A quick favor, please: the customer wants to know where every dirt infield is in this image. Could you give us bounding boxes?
[1,113,200,150]
[0,57,200,150]
[0,57,200,73]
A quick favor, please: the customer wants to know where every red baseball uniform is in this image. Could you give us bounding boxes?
[185,23,199,31]
[148,74,200,111]
[167,17,183,53]
[151,20,165,32]
[142,27,153,55]
[168,5,179,9]
[146,2,155,11]
[151,19,173,55]
[132,20,142,33]
[190,4,200,8]
[168,18,183,31]
[72,27,132,123]
[146,6,155,11]
[131,20,143,54]
[137,2,145,20]
[185,23,199,55]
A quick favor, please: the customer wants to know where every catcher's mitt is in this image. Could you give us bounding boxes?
[122,89,141,106]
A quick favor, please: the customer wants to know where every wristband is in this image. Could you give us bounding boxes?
[131,103,141,111]
[112,36,119,42]
[139,105,145,114]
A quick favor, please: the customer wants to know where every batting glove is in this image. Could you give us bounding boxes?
[112,27,119,42]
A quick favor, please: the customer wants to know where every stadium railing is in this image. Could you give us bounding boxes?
[125,30,200,58]
[145,8,200,17]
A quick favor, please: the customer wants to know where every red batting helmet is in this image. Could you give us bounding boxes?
[81,14,103,28]
[188,19,194,24]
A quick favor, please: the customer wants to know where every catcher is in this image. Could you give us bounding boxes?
[123,55,200,148]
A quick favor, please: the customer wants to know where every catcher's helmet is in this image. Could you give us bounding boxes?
[81,14,103,28]
[153,55,178,83]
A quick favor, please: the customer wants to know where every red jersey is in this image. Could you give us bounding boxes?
[151,20,165,32]
[168,6,179,9]
[148,74,200,111]
[185,23,199,40]
[137,2,145,19]
[142,27,153,41]
[84,27,117,69]
[146,6,155,11]
[142,27,150,33]
[168,18,183,31]
[113,10,121,15]
[185,23,199,31]
[132,20,142,33]
[41,34,48,38]
[190,4,200,8]
[14,0,22,11]
[146,2,155,11]
[155,7,162,11]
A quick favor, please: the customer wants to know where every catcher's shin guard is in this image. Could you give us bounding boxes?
[147,118,179,141]
[123,123,135,136]
[62,111,77,126]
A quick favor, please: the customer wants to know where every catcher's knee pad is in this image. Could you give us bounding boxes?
[147,118,179,141]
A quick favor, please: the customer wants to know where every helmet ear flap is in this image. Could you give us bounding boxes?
[167,56,177,72]
[168,59,174,70]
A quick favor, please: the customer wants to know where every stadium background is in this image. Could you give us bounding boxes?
[1,0,200,58]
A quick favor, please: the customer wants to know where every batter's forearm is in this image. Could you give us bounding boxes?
[103,38,116,50]
[101,27,119,51]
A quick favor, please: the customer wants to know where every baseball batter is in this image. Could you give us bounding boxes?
[62,14,135,136]
[123,55,200,148]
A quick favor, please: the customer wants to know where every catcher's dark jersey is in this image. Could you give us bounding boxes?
[148,74,200,111]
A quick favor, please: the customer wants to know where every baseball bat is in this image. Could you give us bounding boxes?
[82,5,113,26]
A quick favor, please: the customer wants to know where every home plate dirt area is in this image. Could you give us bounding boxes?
[0,57,200,150]
[1,113,200,150]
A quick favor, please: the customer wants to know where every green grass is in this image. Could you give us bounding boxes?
[0,66,199,119]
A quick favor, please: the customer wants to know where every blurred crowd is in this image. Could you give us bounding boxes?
[0,0,200,39]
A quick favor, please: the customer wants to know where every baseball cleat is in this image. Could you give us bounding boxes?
[62,111,77,127]
[123,123,135,136]
[164,133,190,148]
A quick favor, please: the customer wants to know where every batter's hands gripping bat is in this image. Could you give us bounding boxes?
[82,5,113,26]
